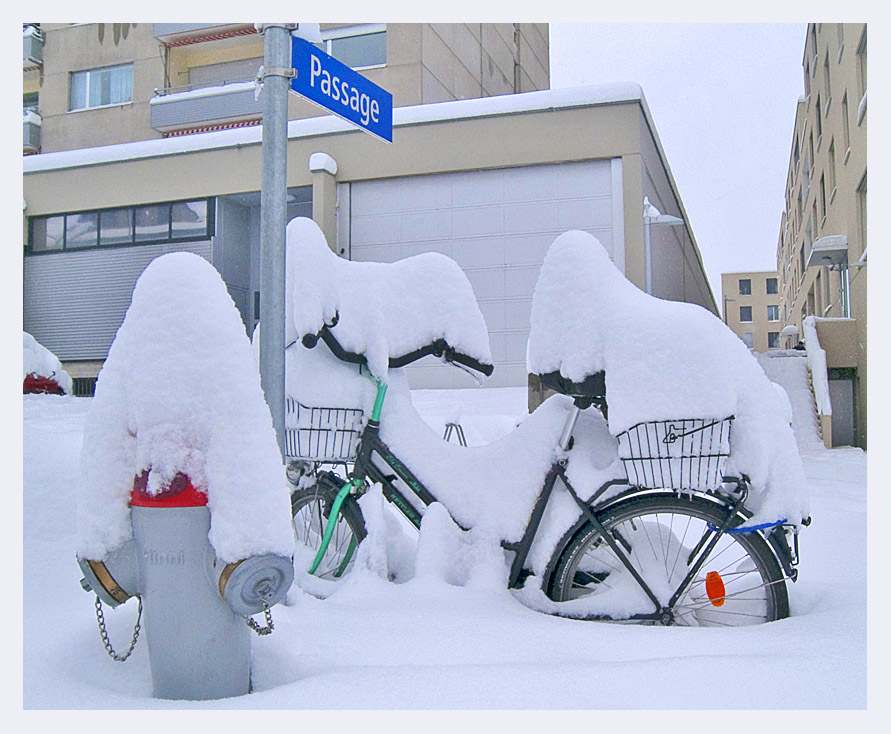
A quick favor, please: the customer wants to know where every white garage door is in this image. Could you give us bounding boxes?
[348,159,624,388]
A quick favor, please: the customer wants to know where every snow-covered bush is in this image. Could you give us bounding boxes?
[77,253,293,562]
[527,230,809,527]
[23,332,72,395]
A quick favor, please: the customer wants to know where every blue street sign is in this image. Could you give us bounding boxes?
[290,36,393,143]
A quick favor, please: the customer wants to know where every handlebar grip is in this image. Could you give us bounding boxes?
[449,351,495,377]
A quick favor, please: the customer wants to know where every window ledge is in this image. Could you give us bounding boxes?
[830,186,837,205]
[838,45,844,63]
[844,147,851,165]
[816,133,823,152]
[67,101,134,114]
[825,96,832,115]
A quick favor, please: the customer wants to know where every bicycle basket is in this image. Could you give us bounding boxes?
[284,398,365,462]
[616,417,733,491]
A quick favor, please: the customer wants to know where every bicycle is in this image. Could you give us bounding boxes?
[287,320,802,626]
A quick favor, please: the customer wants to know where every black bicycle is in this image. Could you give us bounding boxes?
[287,321,801,626]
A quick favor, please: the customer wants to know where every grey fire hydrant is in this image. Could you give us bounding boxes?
[77,471,293,700]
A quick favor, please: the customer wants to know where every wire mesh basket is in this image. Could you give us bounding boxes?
[284,398,365,462]
[616,417,733,491]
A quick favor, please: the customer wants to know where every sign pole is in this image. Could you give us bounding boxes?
[259,24,291,458]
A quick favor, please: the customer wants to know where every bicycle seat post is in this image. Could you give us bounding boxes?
[558,405,582,452]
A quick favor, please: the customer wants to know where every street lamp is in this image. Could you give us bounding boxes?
[643,197,685,295]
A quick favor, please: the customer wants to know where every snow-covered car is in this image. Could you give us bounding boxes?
[23,332,72,395]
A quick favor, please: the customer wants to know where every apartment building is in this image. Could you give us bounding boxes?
[721,271,783,352]
[776,23,866,447]
[23,22,717,397]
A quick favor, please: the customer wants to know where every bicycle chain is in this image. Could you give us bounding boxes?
[95,594,142,662]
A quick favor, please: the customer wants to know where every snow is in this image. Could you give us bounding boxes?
[23,83,644,174]
[76,252,293,563]
[528,231,809,528]
[803,316,832,417]
[308,151,337,175]
[149,81,255,104]
[757,350,825,453]
[286,217,491,379]
[22,388,866,708]
[23,331,72,394]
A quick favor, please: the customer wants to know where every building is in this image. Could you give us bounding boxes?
[776,23,866,447]
[23,22,717,396]
[721,271,783,352]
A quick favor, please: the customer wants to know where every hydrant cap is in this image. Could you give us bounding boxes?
[130,471,208,507]
[219,554,294,616]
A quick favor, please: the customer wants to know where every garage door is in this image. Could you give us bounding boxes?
[348,159,624,388]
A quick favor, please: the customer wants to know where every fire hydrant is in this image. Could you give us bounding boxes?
[78,471,293,700]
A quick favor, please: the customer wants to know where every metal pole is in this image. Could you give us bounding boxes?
[259,24,291,457]
[643,216,652,295]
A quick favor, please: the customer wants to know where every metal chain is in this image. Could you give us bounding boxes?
[95,594,142,662]
[245,601,274,636]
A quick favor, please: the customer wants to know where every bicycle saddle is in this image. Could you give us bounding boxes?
[538,370,606,399]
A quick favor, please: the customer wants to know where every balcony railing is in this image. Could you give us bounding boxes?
[152,23,257,47]
[23,25,43,70]
[23,110,41,154]
[150,79,263,135]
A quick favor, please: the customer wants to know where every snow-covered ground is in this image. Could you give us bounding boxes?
[23,388,866,709]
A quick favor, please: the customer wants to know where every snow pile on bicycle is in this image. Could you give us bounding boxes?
[528,230,809,529]
[284,219,807,626]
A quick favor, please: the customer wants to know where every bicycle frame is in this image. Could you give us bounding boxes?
[305,381,772,623]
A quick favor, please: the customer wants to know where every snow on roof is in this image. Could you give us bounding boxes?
[23,83,644,174]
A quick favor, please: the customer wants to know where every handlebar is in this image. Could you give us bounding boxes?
[300,322,494,377]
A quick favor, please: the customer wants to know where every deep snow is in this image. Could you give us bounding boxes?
[23,388,866,709]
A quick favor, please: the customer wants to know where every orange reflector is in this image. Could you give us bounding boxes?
[705,571,726,607]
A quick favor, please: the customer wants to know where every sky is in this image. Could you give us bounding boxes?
[549,23,807,303]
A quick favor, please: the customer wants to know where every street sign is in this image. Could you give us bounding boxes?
[290,36,393,143]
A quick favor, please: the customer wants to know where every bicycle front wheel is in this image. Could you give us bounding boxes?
[291,482,366,582]
[547,493,789,626]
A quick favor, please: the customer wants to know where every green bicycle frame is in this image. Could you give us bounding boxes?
[307,376,387,575]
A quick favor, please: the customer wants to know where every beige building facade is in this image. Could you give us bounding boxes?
[776,23,867,447]
[23,22,717,396]
[721,271,782,353]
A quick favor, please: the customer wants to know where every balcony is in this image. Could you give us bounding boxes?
[150,81,263,136]
[23,25,43,71]
[152,23,256,47]
[23,110,40,155]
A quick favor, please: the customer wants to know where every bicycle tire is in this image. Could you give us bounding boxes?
[291,481,366,581]
[546,493,789,625]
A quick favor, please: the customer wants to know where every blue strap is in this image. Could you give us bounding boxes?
[707,519,787,534]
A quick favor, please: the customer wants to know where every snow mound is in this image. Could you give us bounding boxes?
[23,332,72,395]
[77,252,293,563]
[286,217,492,379]
[527,230,810,527]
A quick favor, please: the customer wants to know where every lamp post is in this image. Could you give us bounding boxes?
[643,197,685,295]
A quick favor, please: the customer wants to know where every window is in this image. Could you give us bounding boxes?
[768,332,780,349]
[99,208,133,246]
[828,140,837,194]
[28,199,214,253]
[314,25,387,69]
[738,278,752,296]
[793,137,800,170]
[69,63,133,110]
[23,92,38,114]
[740,332,754,349]
[815,95,822,140]
[842,93,851,155]
[767,305,780,322]
[820,174,827,220]
[837,23,844,55]
[804,60,811,96]
[824,53,831,104]
[857,28,867,95]
[858,173,867,252]
[766,277,778,295]
[808,132,815,179]
[739,306,753,323]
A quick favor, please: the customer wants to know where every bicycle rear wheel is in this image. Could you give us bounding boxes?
[547,493,789,625]
[291,482,366,581]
